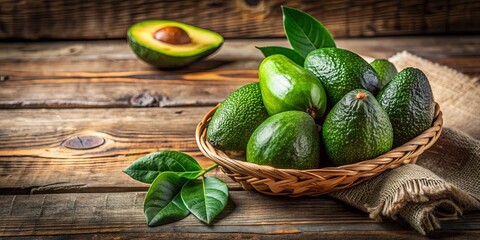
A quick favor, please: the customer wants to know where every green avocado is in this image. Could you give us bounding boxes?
[377,68,435,147]
[370,59,398,87]
[259,54,327,120]
[304,48,381,105]
[322,89,393,166]
[247,111,320,169]
[127,20,223,68]
[207,82,269,152]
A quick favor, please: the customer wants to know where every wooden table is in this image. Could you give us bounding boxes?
[1,36,479,239]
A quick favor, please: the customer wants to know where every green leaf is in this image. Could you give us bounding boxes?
[144,172,190,226]
[181,177,229,224]
[123,151,202,183]
[177,170,203,179]
[256,46,305,66]
[282,6,336,57]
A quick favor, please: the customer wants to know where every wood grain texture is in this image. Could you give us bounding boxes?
[0,70,255,108]
[2,37,479,62]
[0,37,479,109]
[1,192,479,238]
[0,107,246,193]
[0,36,479,238]
[0,0,479,40]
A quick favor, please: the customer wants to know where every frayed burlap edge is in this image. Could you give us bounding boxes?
[364,175,480,235]
[366,179,451,220]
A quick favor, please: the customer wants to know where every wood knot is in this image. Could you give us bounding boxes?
[236,0,263,10]
[208,0,224,7]
[245,0,260,7]
[0,75,10,81]
[63,135,105,150]
[130,91,160,107]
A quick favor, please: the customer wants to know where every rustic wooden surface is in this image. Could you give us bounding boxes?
[1,0,479,40]
[1,36,480,239]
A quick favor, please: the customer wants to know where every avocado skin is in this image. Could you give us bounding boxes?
[322,89,393,166]
[207,83,269,151]
[126,20,223,69]
[127,35,222,69]
[128,37,220,68]
[247,111,320,170]
[377,68,435,147]
[259,54,327,120]
[304,48,381,105]
[370,59,398,87]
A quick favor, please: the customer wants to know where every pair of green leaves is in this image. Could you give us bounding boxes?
[123,151,229,226]
[257,6,336,65]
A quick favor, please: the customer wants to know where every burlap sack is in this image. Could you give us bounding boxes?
[329,52,480,235]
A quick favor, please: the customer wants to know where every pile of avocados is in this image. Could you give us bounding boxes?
[207,50,435,169]
[204,5,435,170]
[127,20,224,68]
[131,8,436,170]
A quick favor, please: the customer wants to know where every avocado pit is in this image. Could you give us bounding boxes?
[127,20,224,68]
[153,26,191,45]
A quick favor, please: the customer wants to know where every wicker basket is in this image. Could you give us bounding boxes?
[196,103,443,197]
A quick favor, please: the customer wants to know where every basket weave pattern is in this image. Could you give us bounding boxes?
[196,103,443,197]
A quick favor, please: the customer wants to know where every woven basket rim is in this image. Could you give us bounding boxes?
[197,102,442,174]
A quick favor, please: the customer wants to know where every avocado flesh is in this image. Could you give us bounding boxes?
[304,48,381,105]
[127,20,224,68]
[207,83,269,152]
[259,54,327,120]
[247,111,320,170]
[377,68,435,147]
[370,59,398,87]
[322,89,393,166]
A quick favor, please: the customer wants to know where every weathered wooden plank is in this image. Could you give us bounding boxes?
[2,37,479,62]
[0,155,239,195]
[0,37,479,109]
[0,39,269,73]
[1,192,479,238]
[0,0,479,40]
[0,39,270,61]
[0,107,243,193]
[428,57,480,77]
[0,107,205,152]
[448,0,480,33]
[6,232,480,240]
[0,39,262,108]
[0,70,255,108]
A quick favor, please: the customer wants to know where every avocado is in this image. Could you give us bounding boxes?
[370,59,398,87]
[127,20,224,68]
[322,89,393,165]
[207,83,269,152]
[259,54,327,120]
[247,111,320,169]
[304,48,381,105]
[377,68,435,147]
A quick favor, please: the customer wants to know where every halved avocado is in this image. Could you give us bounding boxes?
[127,20,224,68]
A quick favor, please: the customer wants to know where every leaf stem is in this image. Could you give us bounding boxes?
[200,164,218,177]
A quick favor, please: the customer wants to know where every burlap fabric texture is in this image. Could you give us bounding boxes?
[329,51,480,235]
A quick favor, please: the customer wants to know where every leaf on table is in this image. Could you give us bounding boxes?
[144,172,190,226]
[256,46,305,66]
[123,151,202,183]
[282,6,336,57]
[181,176,229,224]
